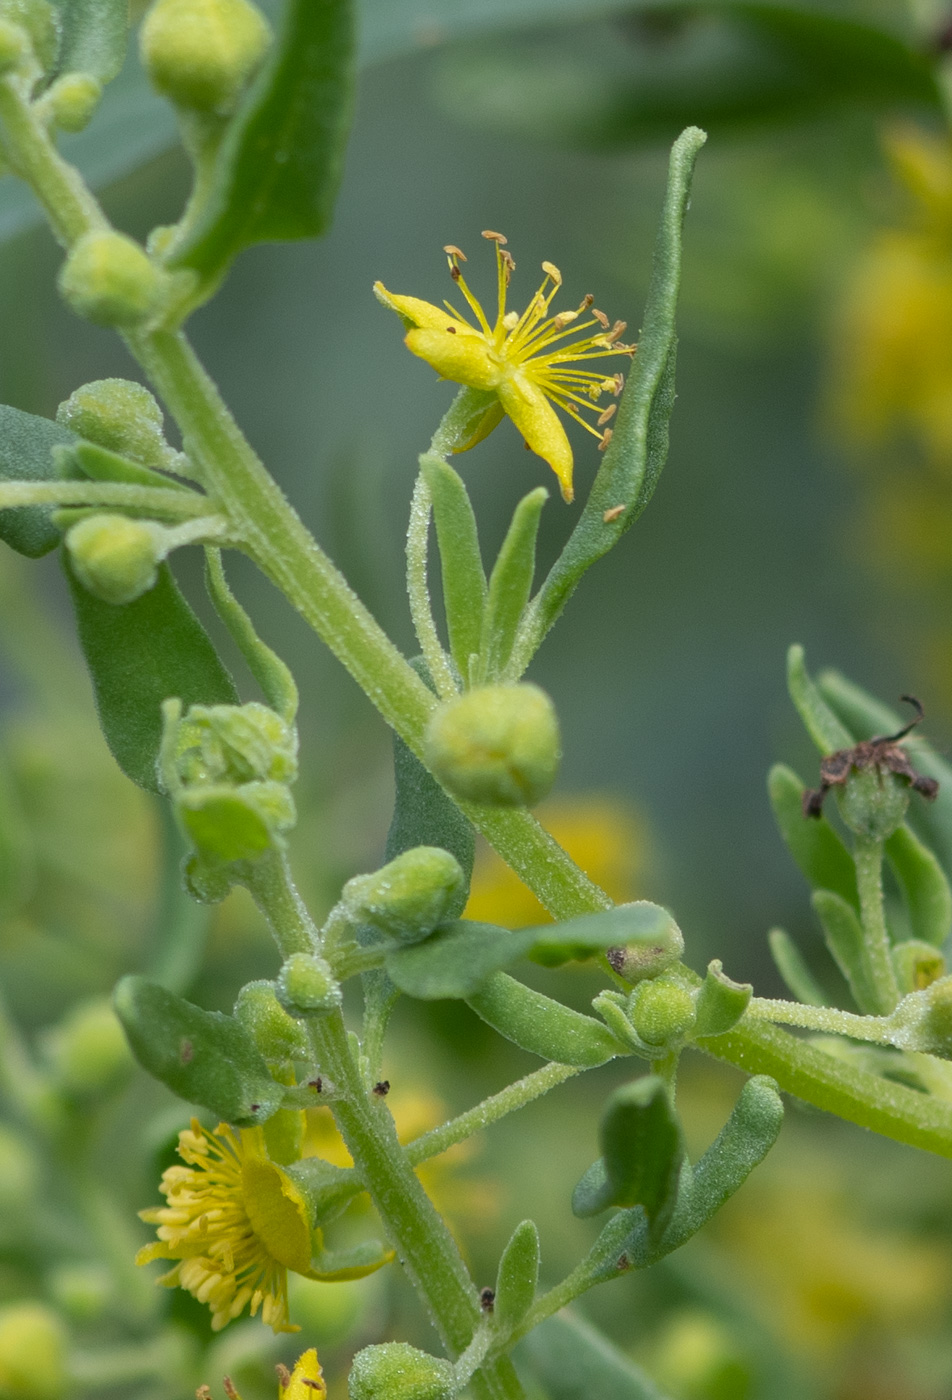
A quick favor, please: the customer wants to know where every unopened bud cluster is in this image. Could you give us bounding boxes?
[342,847,464,943]
[59,232,162,328]
[58,379,175,470]
[65,514,169,604]
[140,0,271,116]
[598,958,751,1056]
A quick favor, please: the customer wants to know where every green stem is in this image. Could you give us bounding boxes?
[0,76,105,246]
[0,481,211,517]
[746,997,896,1045]
[405,1062,580,1167]
[854,834,900,1014]
[406,469,457,699]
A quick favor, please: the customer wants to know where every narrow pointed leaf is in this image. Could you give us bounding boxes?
[65,556,238,791]
[886,824,952,948]
[494,1219,539,1334]
[787,645,852,755]
[812,888,880,1015]
[767,928,828,1007]
[573,1076,683,1238]
[768,763,858,908]
[386,920,535,1000]
[421,455,486,677]
[518,1312,670,1400]
[482,486,546,680]
[51,0,128,84]
[0,405,75,557]
[170,0,355,280]
[114,974,282,1124]
[467,972,624,1067]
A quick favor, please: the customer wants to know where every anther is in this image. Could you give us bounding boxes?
[482,230,507,243]
[373,1080,390,1097]
[196,1387,213,1400]
[223,1379,240,1400]
[500,248,515,278]
[598,428,613,451]
[275,1365,291,1391]
[552,310,579,329]
[612,373,625,395]
[541,260,562,285]
[502,310,519,331]
[597,403,616,426]
[580,293,594,309]
[603,504,625,523]
[443,245,466,260]
[606,320,627,343]
[450,265,461,282]
[592,308,610,328]
[301,1381,322,1390]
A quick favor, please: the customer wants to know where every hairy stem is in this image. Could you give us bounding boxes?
[854,833,900,1014]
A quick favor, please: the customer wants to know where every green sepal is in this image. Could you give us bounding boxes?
[113,974,282,1124]
[65,556,238,791]
[284,1154,361,1227]
[466,972,626,1067]
[787,645,853,755]
[811,888,879,1015]
[234,979,309,1062]
[386,920,535,1000]
[767,928,827,1007]
[56,439,190,495]
[385,658,474,912]
[529,900,681,969]
[177,783,290,861]
[205,548,298,722]
[692,959,751,1037]
[480,486,546,681]
[519,127,704,656]
[309,1236,393,1282]
[893,939,946,995]
[572,1076,683,1241]
[169,0,355,281]
[767,763,858,908]
[493,1219,539,1336]
[885,824,952,949]
[421,455,486,678]
[0,405,75,557]
[518,1312,669,1400]
[50,0,127,83]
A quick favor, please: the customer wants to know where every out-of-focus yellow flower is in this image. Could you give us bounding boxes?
[375,233,634,502]
[833,126,952,462]
[464,794,645,927]
[199,1346,326,1400]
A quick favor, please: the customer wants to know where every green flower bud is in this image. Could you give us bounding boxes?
[175,702,297,786]
[606,905,684,984]
[424,683,560,808]
[0,0,56,72]
[58,231,161,328]
[278,953,342,1017]
[234,979,308,1062]
[342,847,464,943]
[44,73,102,132]
[177,780,295,862]
[0,1303,66,1400]
[140,0,271,115]
[0,20,29,74]
[57,379,171,468]
[65,514,163,605]
[835,767,909,843]
[893,939,946,995]
[183,850,235,903]
[348,1343,456,1400]
[891,975,952,1057]
[42,997,132,1095]
[629,975,697,1049]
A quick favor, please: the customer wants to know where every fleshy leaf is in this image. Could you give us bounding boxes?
[768,762,858,908]
[0,405,75,557]
[386,920,536,1000]
[421,455,486,679]
[51,0,128,84]
[480,486,547,682]
[494,1219,540,1335]
[466,972,625,1067]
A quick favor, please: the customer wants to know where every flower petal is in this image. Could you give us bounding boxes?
[373,283,460,332]
[405,328,502,391]
[498,373,575,502]
[453,399,505,454]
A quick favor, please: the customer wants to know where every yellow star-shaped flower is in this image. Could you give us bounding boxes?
[375,232,634,502]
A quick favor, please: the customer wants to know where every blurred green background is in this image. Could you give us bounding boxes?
[3,1,952,1397]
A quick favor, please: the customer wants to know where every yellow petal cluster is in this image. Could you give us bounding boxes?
[375,232,634,502]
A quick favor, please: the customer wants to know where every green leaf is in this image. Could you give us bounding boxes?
[885,824,952,949]
[517,1311,670,1400]
[421,455,486,679]
[0,405,76,557]
[113,974,283,1124]
[51,0,128,83]
[481,486,546,681]
[205,548,298,722]
[529,899,681,969]
[693,958,752,1037]
[811,888,879,1015]
[493,1219,539,1335]
[467,971,625,1067]
[767,928,827,1007]
[59,438,191,493]
[170,0,356,280]
[572,1076,683,1238]
[517,127,704,659]
[386,920,536,1000]
[65,556,238,791]
[660,1075,783,1251]
[768,762,858,907]
[787,645,853,755]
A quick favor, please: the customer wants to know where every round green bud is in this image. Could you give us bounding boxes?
[606,904,684,984]
[58,231,161,328]
[342,847,464,943]
[176,702,297,787]
[348,1343,456,1400]
[42,997,132,1095]
[57,379,170,468]
[65,514,163,605]
[835,767,909,843]
[278,953,342,1017]
[0,20,29,73]
[140,0,272,115]
[0,1303,66,1400]
[893,939,946,995]
[424,683,561,808]
[45,73,102,132]
[234,980,308,1062]
[629,975,697,1049]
